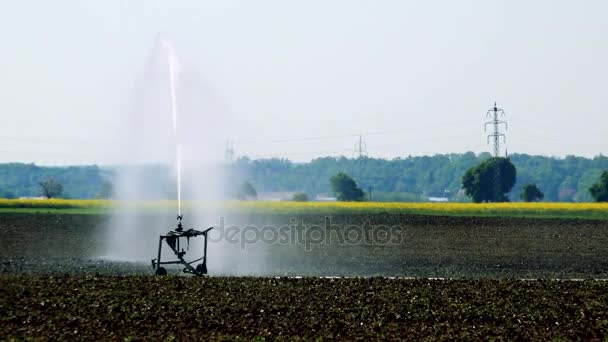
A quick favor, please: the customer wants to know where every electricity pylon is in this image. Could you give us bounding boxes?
[485,102,508,157]
[224,140,235,164]
[354,134,368,158]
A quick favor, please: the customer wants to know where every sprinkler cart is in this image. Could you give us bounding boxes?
[151,215,213,276]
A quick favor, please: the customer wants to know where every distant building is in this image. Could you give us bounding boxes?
[425,190,450,202]
[257,192,298,201]
[315,194,337,202]
[428,196,449,202]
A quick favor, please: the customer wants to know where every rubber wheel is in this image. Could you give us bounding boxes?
[155,267,167,276]
[196,263,207,275]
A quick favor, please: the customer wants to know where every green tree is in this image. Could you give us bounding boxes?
[589,171,608,202]
[38,177,63,198]
[330,172,364,201]
[520,183,544,202]
[292,192,309,202]
[462,157,516,203]
[237,181,257,200]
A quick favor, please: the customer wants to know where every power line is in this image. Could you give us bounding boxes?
[246,148,353,159]
[239,132,486,160]
[236,133,360,145]
[233,119,480,146]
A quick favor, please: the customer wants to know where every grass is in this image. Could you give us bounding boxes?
[0,199,606,219]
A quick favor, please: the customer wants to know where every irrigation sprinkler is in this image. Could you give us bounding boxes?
[151,215,213,276]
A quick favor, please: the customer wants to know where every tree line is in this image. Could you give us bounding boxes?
[0,163,111,199]
[233,152,608,202]
[0,152,606,202]
[326,157,607,203]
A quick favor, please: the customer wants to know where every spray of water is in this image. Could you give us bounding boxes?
[104,34,233,267]
[100,34,276,276]
[160,38,180,132]
[176,144,182,216]
[159,37,183,216]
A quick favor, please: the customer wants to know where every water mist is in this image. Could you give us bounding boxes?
[104,34,244,274]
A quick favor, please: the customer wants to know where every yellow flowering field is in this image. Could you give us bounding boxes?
[0,198,606,219]
[235,200,608,213]
[0,198,114,209]
[232,201,608,219]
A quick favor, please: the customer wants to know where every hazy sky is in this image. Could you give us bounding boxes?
[0,0,606,165]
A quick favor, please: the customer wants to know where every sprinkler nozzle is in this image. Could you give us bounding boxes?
[176,215,183,232]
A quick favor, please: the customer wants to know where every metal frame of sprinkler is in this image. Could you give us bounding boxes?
[151,215,213,276]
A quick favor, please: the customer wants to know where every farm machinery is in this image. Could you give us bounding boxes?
[151,215,213,276]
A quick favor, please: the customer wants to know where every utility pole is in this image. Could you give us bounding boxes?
[354,134,368,158]
[485,102,508,157]
[224,140,235,164]
[352,134,368,193]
